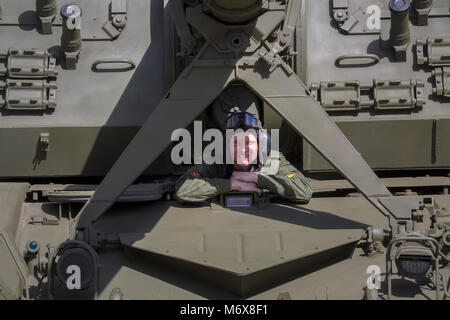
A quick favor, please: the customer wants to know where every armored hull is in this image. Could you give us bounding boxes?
[0,0,449,300]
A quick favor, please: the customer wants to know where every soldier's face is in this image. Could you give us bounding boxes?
[229,131,258,171]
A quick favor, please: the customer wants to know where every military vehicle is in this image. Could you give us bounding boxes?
[0,0,449,300]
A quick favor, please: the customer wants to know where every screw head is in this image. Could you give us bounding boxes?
[334,9,347,21]
[27,240,40,254]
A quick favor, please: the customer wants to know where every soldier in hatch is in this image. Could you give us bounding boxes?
[175,112,312,203]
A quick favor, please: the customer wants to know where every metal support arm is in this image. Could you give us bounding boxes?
[74,45,235,232]
[73,1,421,241]
[235,58,393,217]
[261,0,302,67]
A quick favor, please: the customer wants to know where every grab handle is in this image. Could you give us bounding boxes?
[92,58,136,72]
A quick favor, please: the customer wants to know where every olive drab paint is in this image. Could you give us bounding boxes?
[0,0,449,300]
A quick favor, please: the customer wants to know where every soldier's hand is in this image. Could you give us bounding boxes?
[231,171,259,184]
[230,179,262,196]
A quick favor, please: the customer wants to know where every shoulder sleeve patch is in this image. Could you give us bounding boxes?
[286,171,298,179]
[189,169,201,178]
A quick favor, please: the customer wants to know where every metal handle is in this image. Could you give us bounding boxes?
[91,58,136,72]
[335,54,380,67]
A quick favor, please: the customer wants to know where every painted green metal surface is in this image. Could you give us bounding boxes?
[1,0,450,300]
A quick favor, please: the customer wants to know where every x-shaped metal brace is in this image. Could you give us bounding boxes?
[74,42,396,232]
[73,2,422,242]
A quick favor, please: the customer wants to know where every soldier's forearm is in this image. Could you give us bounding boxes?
[257,174,312,203]
[175,177,232,202]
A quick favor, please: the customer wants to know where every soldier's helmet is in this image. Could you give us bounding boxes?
[224,112,271,165]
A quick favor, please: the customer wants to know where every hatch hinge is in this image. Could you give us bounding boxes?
[416,37,450,98]
[310,79,425,111]
[432,67,450,98]
[0,79,57,111]
[373,79,425,109]
[102,0,128,40]
[416,37,450,67]
[310,81,361,111]
[0,48,58,111]
[0,48,57,78]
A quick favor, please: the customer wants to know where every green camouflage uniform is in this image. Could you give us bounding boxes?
[175,153,312,203]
